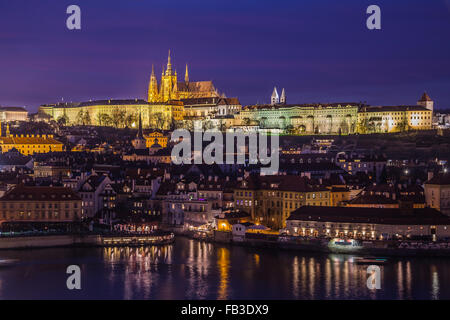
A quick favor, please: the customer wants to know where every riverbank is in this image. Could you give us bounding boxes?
[0,232,174,249]
[162,226,450,258]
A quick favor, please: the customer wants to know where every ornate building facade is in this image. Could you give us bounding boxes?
[236,92,433,134]
[237,103,360,134]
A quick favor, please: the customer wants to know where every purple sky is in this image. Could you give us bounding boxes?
[1,0,450,112]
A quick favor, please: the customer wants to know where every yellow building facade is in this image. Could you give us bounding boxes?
[0,123,63,155]
[39,99,183,130]
[145,132,168,148]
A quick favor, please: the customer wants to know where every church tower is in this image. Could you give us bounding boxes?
[132,113,147,150]
[185,64,189,83]
[417,92,433,113]
[271,87,279,105]
[159,50,179,102]
[147,65,159,102]
[280,88,286,104]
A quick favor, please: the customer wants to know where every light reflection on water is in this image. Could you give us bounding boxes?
[0,237,448,299]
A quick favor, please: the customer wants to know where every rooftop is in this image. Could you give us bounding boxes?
[288,206,450,225]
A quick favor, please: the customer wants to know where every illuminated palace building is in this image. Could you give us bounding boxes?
[238,89,433,134]
[38,51,229,129]
[0,123,63,155]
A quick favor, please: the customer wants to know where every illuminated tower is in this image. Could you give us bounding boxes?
[159,50,178,101]
[271,87,279,105]
[6,123,10,137]
[147,65,159,102]
[185,64,189,83]
[417,92,433,113]
[280,88,286,104]
[132,113,147,150]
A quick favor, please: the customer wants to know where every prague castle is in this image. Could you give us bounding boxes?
[37,51,433,135]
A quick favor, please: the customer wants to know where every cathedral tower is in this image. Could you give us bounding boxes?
[147,65,159,102]
[159,50,178,101]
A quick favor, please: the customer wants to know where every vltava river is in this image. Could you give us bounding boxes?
[0,237,448,299]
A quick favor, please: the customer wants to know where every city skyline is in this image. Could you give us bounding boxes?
[1,0,450,111]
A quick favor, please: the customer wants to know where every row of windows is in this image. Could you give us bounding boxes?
[0,210,78,219]
[1,202,78,209]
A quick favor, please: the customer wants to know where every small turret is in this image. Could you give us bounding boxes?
[418,92,433,112]
[280,88,286,104]
[271,87,279,105]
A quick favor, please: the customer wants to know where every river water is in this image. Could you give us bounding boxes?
[0,236,448,299]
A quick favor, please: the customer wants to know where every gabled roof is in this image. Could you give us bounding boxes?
[177,81,216,93]
[426,173,450,185]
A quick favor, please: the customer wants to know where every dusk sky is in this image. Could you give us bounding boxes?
[1,0,450,112]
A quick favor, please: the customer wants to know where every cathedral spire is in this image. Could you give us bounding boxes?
[280,88,286,104]
[148,64,159,102]
[185,64,189,83]
[166,50,173,75]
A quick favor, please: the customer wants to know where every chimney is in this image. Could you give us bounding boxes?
[428,171,434,181]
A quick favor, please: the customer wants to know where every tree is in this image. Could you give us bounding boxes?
[96,113,112,127]
[357,117,368,134]
[125,113,137,128]
[57,114,68,126]
[202,120,215,131]
[397,116,409,133]
[76,110,85,126]
[153,112,167,129]
[285,125,295,135]
[111,110,126,128]
[218,119,228,132]
[83,111,91,125]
